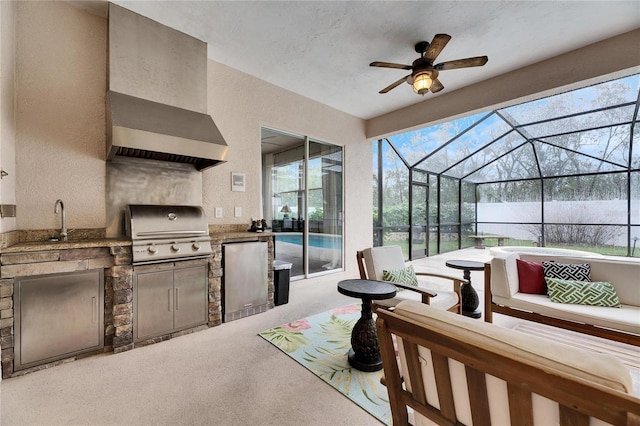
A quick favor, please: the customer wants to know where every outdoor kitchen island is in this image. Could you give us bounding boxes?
[0,228,275,378]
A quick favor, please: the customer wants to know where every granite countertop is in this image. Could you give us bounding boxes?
[210,231,275,241]
[1,238,132,253]
[2,231,275,253]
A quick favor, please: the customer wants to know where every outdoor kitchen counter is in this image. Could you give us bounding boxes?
[1,238,132,253]
[0,237,134,378]
[209,231,275,242]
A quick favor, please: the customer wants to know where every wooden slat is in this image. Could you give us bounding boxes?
[431,353,457,422]
[507,383,533,426]
[403,340,427,404]
[483,262,493,323]
[559,405,590,426]
[375,318,409,426]
[356,251,367,279]
[465,366,491,426]
[400,392,458,426]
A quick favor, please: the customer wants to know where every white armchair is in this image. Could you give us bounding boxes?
[356,245,463,313]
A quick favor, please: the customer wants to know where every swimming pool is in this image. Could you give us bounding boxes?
[276,233,342,250]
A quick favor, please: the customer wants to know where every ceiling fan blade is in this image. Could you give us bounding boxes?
[370,61,412,70]
[379,75,410,94]
[430,78,444,93]
[424,34,451,62]
[435,56,488,70]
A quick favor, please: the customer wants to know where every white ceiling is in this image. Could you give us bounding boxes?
[85,1,639,120]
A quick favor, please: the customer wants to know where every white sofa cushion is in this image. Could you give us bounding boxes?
[493,293,640,334]
[374,284,459,311]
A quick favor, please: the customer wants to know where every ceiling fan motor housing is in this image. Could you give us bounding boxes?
[408,57,439,84]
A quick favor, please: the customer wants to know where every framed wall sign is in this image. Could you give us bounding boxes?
[231,172,246,192]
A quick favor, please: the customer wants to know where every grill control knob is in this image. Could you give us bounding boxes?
[192,243,201,251]
[171,244,181,253]
[147,245,158,254]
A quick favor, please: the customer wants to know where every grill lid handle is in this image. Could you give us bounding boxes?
[135,230,209,237]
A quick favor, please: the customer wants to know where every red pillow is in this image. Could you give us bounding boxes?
[516,259,546,294]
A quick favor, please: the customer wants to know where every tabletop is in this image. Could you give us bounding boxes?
[337,279,397,300]
[445,260,485,271]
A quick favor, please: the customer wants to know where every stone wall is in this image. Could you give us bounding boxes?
[108,263,133,354]
[0,277,13,378]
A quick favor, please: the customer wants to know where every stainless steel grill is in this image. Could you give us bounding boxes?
[125,204,213,265]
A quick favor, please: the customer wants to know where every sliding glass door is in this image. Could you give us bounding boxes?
[307,140,343,274]
[262,128,343,278]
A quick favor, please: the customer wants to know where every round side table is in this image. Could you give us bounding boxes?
[337,279,396,372]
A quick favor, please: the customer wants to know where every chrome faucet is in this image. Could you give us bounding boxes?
[54,199,68,242]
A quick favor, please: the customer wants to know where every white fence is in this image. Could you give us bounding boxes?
[477,200,639,246]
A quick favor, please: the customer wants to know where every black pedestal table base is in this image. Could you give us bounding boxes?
[445,260,485,319]
[337,279,396,372]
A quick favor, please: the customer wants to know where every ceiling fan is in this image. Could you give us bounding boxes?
[370,34,488,95]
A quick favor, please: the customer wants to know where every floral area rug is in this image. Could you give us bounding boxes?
[258,304,391,425]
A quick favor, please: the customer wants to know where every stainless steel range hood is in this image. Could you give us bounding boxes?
[106,4,227,171]
[107,91,228,171]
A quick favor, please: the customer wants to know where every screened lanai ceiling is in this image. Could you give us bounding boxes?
[386,74,640,183]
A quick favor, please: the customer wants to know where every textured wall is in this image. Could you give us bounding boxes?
[203,60,372,271]
[15,2,107,230]
[0,1,16,233]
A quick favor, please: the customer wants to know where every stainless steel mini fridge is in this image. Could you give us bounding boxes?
[223,241,268,322]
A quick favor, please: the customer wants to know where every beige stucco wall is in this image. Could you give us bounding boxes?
[204,60,371,268]
[0,1,16,233]
[14,1,107,230]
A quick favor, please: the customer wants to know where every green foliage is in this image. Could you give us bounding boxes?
[308,208,323,221]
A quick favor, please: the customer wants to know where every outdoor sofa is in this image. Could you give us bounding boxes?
[485,252,640,346]
[376,300,640,425]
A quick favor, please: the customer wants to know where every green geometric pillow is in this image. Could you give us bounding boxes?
[545,277,621,307]
[383,265,419,290]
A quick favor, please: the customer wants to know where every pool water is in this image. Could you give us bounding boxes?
[276,233,342,250]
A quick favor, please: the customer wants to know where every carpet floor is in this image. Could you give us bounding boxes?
[259,304,390,425]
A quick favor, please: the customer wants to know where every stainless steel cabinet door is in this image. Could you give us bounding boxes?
[224,242,268,313]
[16,270,103,369]
[134,269,174,341]
[173,265,207,330]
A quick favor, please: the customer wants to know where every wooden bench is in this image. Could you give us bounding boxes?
[376,300,640,425]
[468,234,507,249]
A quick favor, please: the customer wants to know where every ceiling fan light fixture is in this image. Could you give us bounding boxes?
[412,71,432,95]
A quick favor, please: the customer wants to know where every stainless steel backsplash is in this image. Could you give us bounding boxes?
[106,157,203,237]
